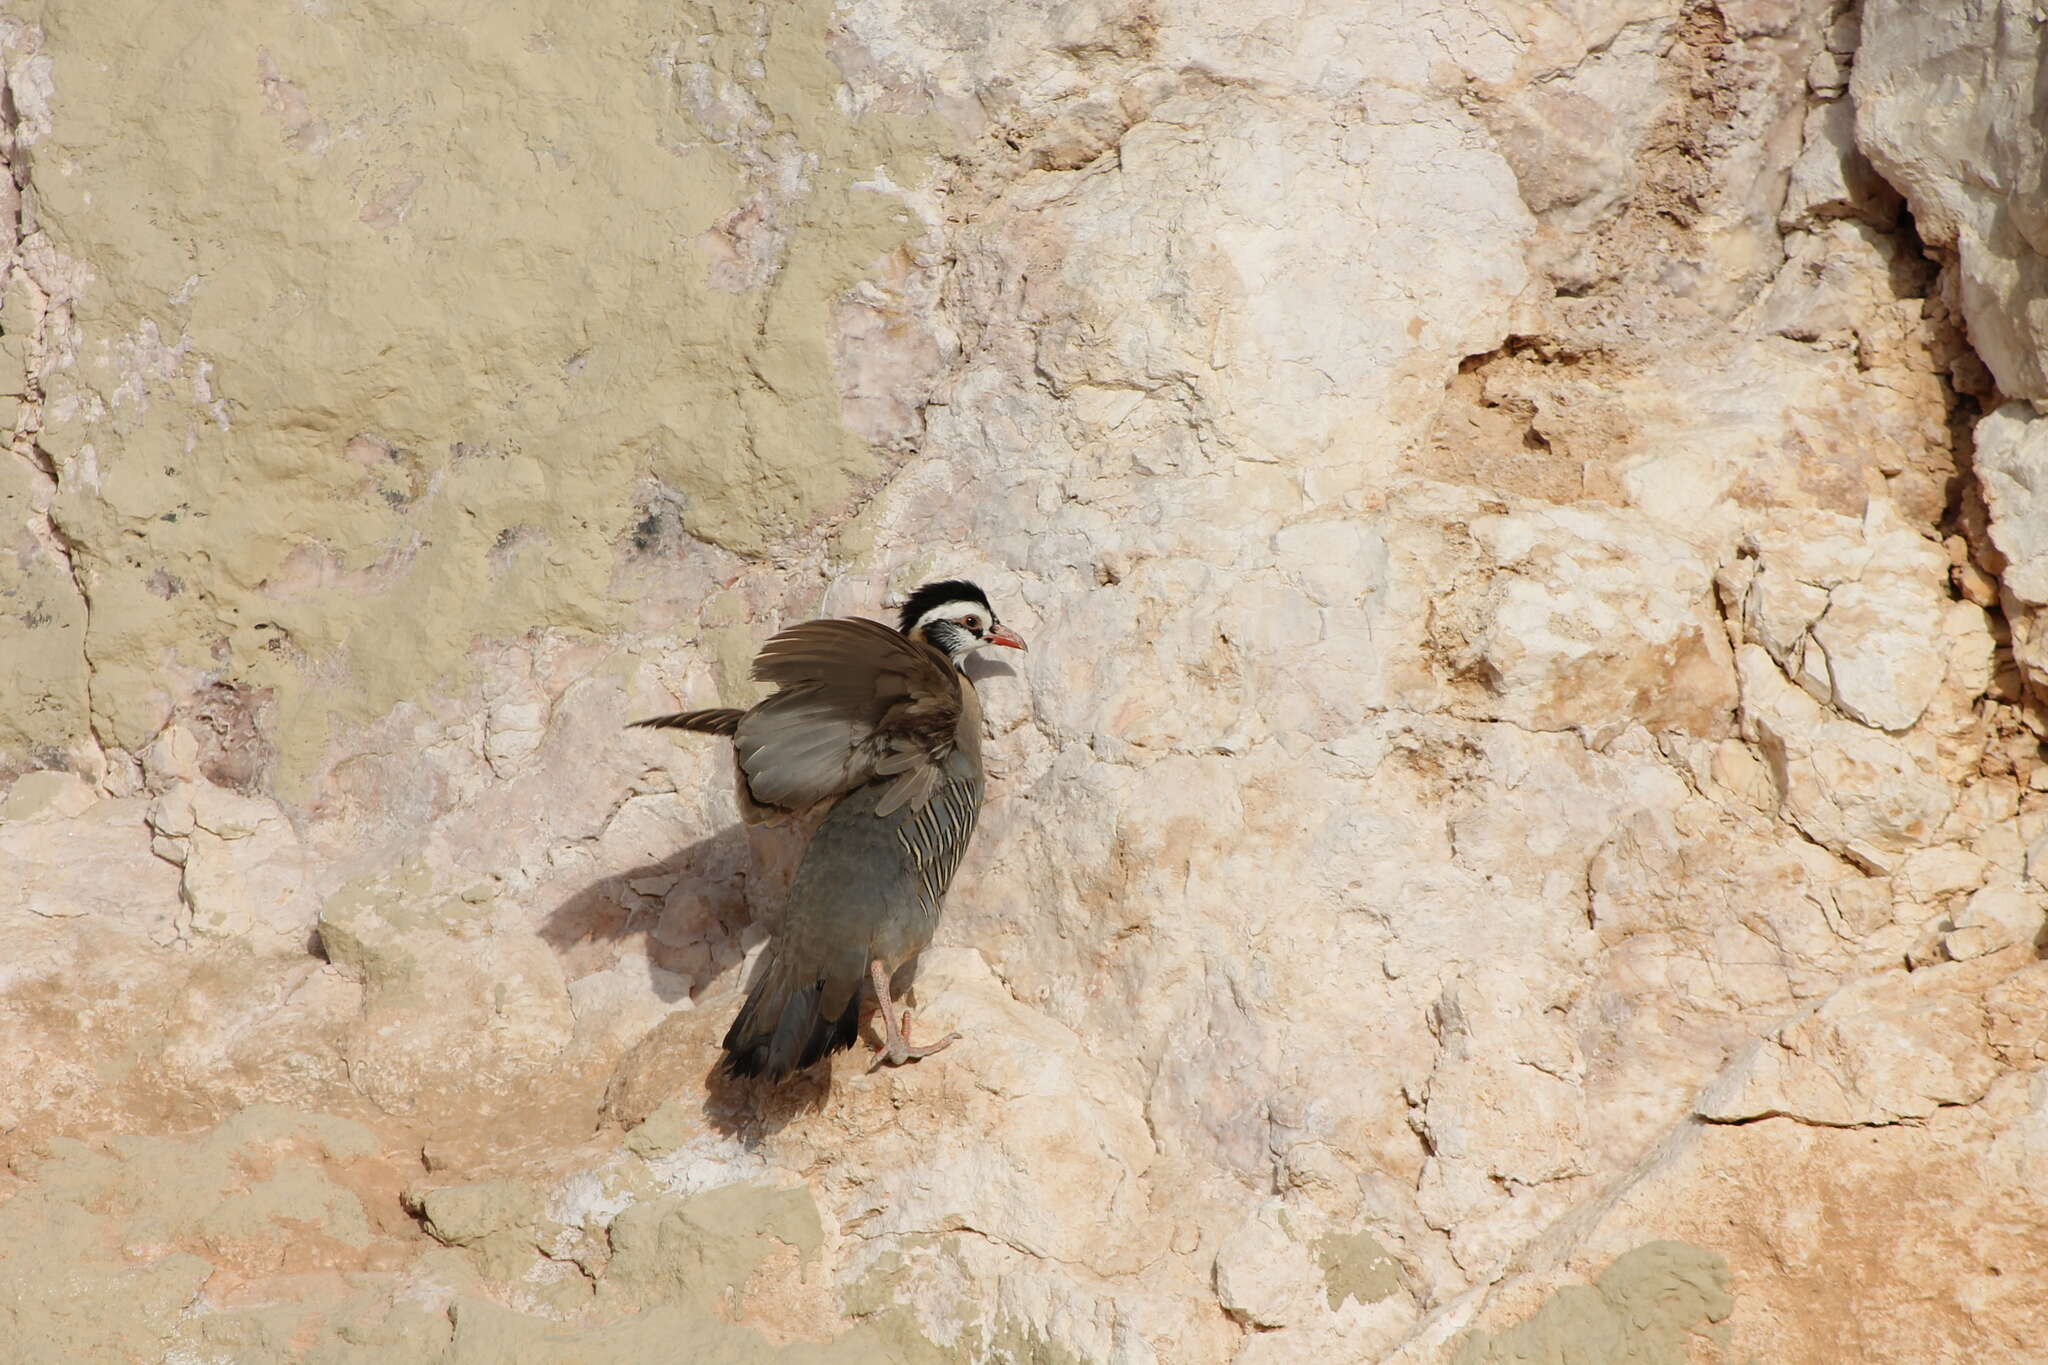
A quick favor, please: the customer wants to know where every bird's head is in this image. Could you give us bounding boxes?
[898,579,1026,667]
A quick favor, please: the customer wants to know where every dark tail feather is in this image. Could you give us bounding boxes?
[719,962,862,1082]
[630,707,744,736]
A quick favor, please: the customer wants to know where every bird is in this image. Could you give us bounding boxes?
[631,580,1025,1081]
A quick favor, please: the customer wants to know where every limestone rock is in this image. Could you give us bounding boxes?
[317,865,575,1114]
[151,780,316,939]
[1,768,95,821]
[1213,1203,1319,1329]
[1974,403,2048,697]
[1,0,2043,1360]
[1735,645,1953,871]
[1415,970,1588,1271]
[1856,0,2048,399]
[1943,886,2046,962]
[846,949,1160,1278]
[0,795,179,929]
[412,1180,543,1248]
[1696,962,2008,1126]
[1781,98,1900,228]
[1450,500,1738,737]
[1449,1242,1735,1365]
[1211,1200,1414,1356]
[1731,501,1951,731]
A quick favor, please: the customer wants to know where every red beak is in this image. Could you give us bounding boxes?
[988,624,1027,650]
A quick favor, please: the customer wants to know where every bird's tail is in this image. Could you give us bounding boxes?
[719,951,862,1082]
[630,707,744,736]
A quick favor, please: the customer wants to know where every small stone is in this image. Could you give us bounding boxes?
[1895,847,1988,903]
[411,1180,542,1247]
[485,702,549,773]
[1956,563,1998,605]
[1213,1203,1321,1329]
[1827,878,1895,939]
[142,725,202,784]
[623,1099,698,1158]
[1945,886,2046,960]
[188,784,281,840]
[148,783,198,838]
[1805,50,1846,97]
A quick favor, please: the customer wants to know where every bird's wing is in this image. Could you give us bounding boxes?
[733,617,965,816]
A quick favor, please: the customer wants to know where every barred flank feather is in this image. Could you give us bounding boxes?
[899,778,979,909]
[716,775,979,1082]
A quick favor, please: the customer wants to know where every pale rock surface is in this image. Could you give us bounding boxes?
[0,767,93,821]
[1733,644,1953,872]
[0,0,2043,1361]
[1696,960,2007,1125]
[1973,402,2048,705]
[1781,97,1898,228]
[1494,954,2048,1363]
[1731,501,1951,730]
[152,780,317,940]
[0,792,177,928]
[1214,1201,1325,1330]
[1450,500,1738,737]
[1943,884,2046,962]
[1855,0,2048,400]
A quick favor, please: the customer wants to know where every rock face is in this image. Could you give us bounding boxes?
[1,1,2043,1360]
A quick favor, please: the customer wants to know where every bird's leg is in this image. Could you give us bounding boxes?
[866,958,960,1072]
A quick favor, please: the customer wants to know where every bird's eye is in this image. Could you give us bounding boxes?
[961,615,983,632]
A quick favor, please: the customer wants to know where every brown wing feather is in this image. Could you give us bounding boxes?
[629,708,744,736]
[734,617,965,816]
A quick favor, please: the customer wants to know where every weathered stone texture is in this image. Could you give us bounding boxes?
[0,0,2042,1361]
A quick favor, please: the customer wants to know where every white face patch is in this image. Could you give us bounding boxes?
[912,600,990,636]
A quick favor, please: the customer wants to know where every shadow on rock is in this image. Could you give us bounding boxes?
[592,936,928,1147]
[546,818,862,1144]
[701,1059,832,1139]
[695,959,941,1144]
[539,824,755,1007]
[596,967,849,1148]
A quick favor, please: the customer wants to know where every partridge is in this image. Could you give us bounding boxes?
[633,580,1024,1081]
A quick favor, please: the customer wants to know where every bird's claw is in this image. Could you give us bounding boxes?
[867,1011,961,1073]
